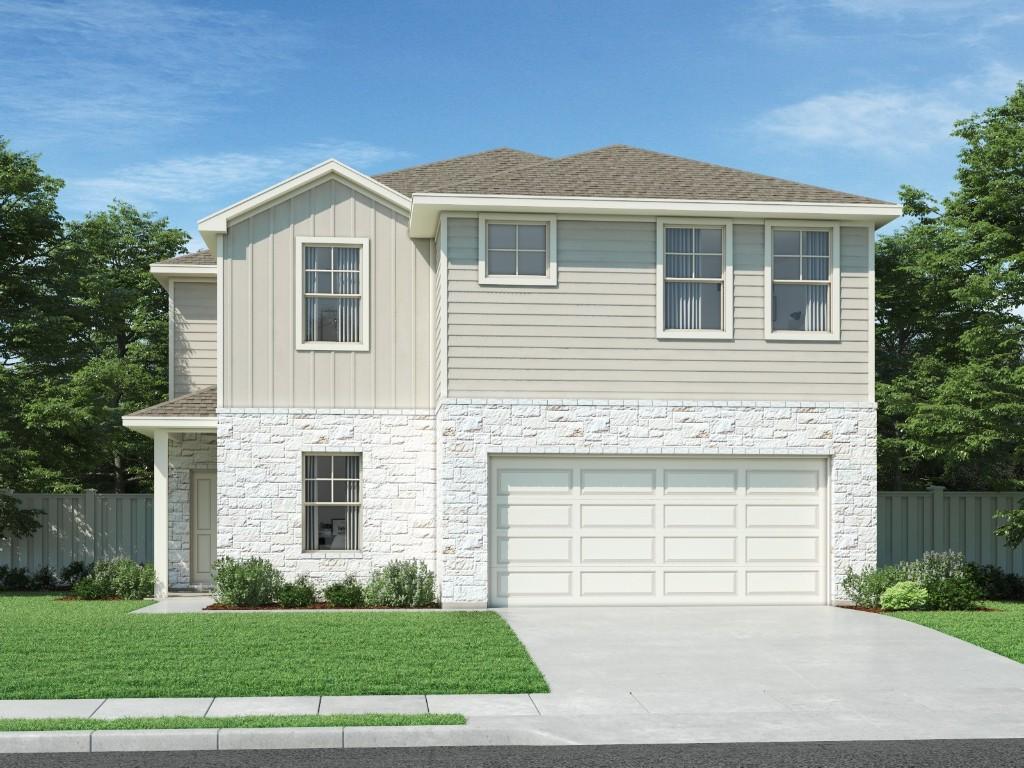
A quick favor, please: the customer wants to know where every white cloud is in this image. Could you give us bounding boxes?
[826,0,992,16]
[0,0,301,140]
[755,64,1023,154]
[62,142,409,218]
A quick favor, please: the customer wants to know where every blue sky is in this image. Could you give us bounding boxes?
[3,0,1022,247]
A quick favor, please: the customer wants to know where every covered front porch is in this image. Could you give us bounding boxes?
[123,387,217,597]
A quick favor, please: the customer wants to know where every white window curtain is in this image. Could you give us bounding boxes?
[771,229,830,332]
[303,246,361,343]
[663,227,723,331]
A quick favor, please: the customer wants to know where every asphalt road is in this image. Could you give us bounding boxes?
[4,741,1024,768]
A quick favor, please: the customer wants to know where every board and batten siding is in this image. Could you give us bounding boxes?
[444,217,871,401]
[171,281,216,397]
[222,179,432,409]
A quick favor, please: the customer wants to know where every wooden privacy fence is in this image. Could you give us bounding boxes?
[878,488,1024,574]
[0,491,153,572]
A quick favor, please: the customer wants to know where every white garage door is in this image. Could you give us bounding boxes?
[489,456,828,606]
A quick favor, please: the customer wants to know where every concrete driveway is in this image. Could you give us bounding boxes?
[495,606,1024,742]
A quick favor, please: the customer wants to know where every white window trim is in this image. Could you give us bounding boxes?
[300,451,363,554]
[294,235,371,352]
[655,218,733,340]
[478,214,558,287]
[763,220,841,342]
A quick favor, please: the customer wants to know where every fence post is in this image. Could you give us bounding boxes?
[83,489,98,565]
[926,485,945,517]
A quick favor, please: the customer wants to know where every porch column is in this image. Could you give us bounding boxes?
[153,429,170,598]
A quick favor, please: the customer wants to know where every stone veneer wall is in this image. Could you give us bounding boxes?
[436,399,877,605]
[168,433,217,588]
[217,409,436,586]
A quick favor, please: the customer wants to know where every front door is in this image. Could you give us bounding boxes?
[190,471,217,587]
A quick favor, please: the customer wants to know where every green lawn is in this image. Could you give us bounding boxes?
[895,601,1024,663]
[0,595,548,699]
[0,714,464,731]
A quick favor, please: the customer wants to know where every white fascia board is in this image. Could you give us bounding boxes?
[197,159,410,252]
[121,416,218,437]
[150,263,217,290]
[409,193,903,237]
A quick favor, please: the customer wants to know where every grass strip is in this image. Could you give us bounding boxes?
[0,713,465,732]
[894,600,1024,664]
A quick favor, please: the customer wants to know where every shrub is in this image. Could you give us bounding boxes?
[29,566,56,591]
[213,557,283,607]
[276,576,317,608]
[59,561,91,587]
[966,563,1024,601]
[841,564,908,608]
[73,559,154,600]
[880,581,929,611]
[1,566,32,591]
[72,576,110,600]
[324,576,365,608]
[364,559,436,608]
[905,551,981,610]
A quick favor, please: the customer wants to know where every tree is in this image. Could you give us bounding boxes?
[20,203,188,492]
[0,492,40,542]
[876,84,1024,490]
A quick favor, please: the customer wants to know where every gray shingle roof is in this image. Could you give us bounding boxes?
[153,249,214,267]
[126,387,216,419]
[390,144,890,205]
[374,148,549,197]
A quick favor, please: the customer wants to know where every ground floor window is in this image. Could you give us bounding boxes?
[303,453,361,551]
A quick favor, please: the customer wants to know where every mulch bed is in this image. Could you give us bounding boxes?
[205,602,440,611]
[839,603,998,613]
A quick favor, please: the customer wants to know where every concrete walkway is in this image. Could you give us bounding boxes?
[5,606,1024,752]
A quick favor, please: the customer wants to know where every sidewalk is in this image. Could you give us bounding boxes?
[7,690,1024,753]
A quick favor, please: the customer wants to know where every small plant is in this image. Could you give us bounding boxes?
[364,560,436,608]
[29,566,56,591]
[880,581,929,611]
[1,566,32,591]
[72,576,110,600]
[841,564,908,608]
[324,576,365,608]
[213,557,283,607]
[995,506,1024,550]
[72,559,154,599]
[276,576,317,608]
[904,551,980,610]
[59,561,91,587]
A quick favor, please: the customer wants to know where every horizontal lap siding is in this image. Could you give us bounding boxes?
[223,179,431,408]
[445,218,871,400]
[172,281,216,396]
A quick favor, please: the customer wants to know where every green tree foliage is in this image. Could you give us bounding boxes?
[877,85,1024,490]
[0,137,188,493]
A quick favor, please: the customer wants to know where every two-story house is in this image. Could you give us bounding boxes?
[124,145,901,605]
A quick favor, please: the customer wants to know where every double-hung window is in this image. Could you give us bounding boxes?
[656,220,732,338]
[478,215,557,286]
[766,224,839,339]
[303,453,361,551]
[295,236,370,351]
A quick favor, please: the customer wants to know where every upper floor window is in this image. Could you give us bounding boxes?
[656,220,732,339]
[303,453,361,551]
[295,236,370,351]
[478,215,558,286]
[766,225,839,340]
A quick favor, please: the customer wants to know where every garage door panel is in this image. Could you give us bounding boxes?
[490,456,827,606]
[746,469,819,494]
[497,504,572,528]
[664,571,738,596]
[745,504,818,528]
[580,571,655,596]
[497,536,573,564]
[664,504,737,527]
[580,504,655,527]
[497,469,573,496]
[664,536,737,562]
[664,469,737,494]
[580,536,655,562]
[746,570,819,596]
[580,469,656,494]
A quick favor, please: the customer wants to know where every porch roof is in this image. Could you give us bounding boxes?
[122,386,217,435]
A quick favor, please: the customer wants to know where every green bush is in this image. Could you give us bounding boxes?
[926,575,982,610]
[324,576,365,608]
[0,566,32,591]
[72,559,154,600]
[276,577,317,608]
[841,564,908,608]
[880,581,929,611]
[364,560,436,608]
[29,566,56,591]
[904,551,980,610]
[59,561,91,587]
[966,563,1024,601]
[213,557,283,607]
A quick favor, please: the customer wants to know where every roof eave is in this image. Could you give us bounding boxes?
[409,193,902,237]
[149,263,217,290]
[197,159,411,254]
[121,415,218,437]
